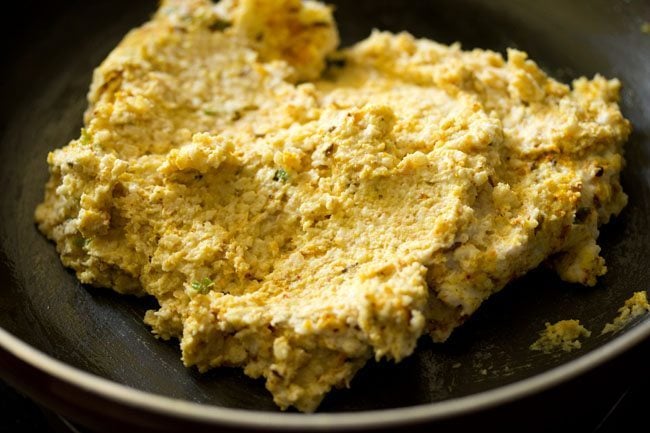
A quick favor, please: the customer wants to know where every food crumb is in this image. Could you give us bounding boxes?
[530,320,591,353]
[641,22,650,34]
[601,291,650,335]
[452,362,462,369]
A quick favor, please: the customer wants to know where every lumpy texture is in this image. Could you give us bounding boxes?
[35,0,630,411]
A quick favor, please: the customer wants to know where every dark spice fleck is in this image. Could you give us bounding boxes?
[208,18,231,31]
[326,57,347,69]
[311,21,331,28]
[574,207,591,224]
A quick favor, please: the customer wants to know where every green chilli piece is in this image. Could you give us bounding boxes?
[191,277,215,294]
[273,168,289,182]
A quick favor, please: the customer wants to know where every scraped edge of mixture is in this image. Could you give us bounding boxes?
[530,320,592,353]
[601,291,650,334]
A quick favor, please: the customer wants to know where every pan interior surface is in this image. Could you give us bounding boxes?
[0,0,649,418]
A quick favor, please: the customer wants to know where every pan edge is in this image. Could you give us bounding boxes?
[1,322,649,430]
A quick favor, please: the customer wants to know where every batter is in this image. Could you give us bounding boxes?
[35,0,630,411]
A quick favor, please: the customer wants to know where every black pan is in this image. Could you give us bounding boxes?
[1,0,649,432]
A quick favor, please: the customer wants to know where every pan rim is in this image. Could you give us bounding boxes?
[1,320,649,430]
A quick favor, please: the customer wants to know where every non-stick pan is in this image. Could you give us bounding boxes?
[1,0,649,432]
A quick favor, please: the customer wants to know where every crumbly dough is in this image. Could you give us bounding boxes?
[602,291,650,334]
[35,0,630,411]
[530,320,592,353]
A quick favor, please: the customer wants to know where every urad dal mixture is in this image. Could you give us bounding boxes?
[35,0,631,411]
[530,320,592,354]
[602,291,650,335]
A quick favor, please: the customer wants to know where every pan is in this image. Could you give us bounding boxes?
[1,0,649,431]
